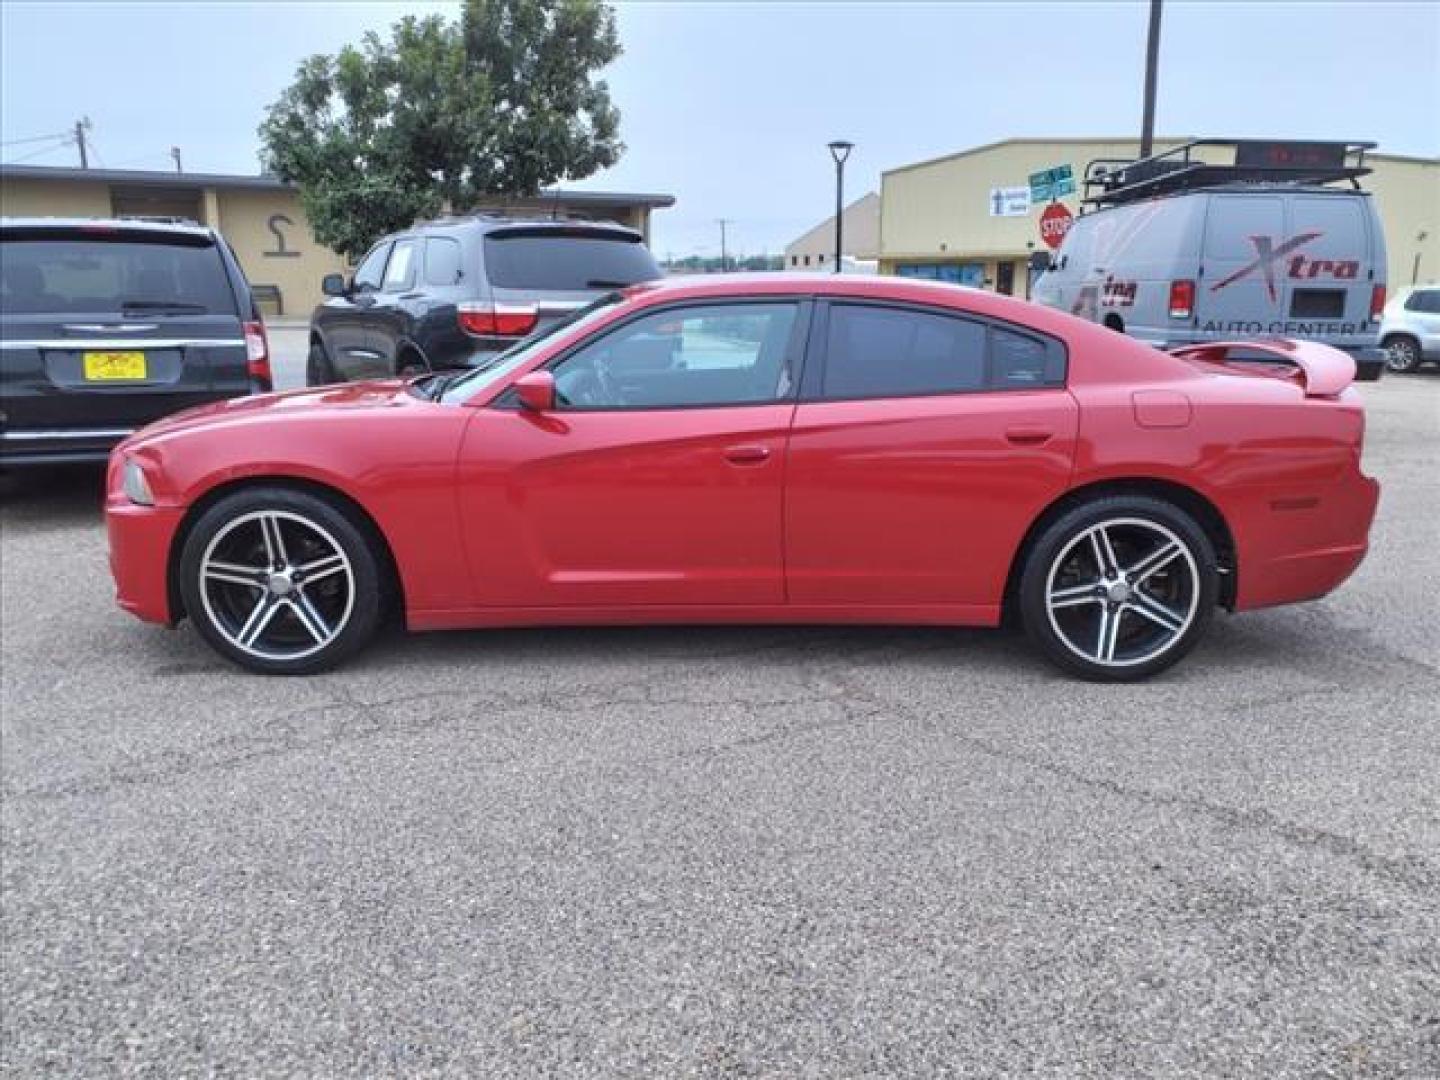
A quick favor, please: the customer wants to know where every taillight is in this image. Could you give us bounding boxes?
[457,302,539,338]
[243,320,272,392]
[1168,280,1195,320]
[1370,284,1386,321]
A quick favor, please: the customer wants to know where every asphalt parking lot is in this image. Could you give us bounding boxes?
[2,366,1438,1077]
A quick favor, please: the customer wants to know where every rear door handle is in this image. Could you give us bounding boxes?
[723,444,771,465]
[1005,426,1054,446]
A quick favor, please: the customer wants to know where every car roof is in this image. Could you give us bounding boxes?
[0,216,216,239]
[619,272,1092,338]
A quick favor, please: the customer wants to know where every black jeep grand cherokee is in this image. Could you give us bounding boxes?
[1,218,271,467]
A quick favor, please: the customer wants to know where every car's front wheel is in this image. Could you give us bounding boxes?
[178,487,385,674]
[1018,495,1219,681]
[1384,335,1423,374]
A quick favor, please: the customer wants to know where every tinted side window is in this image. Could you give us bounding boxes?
[822,304,987,399]
[991,327,1064,388]
[552,302,800,410]
[424,237,462,286]
[1406,289,1440,313]
[352,243,391,292]
[382,240,417,291]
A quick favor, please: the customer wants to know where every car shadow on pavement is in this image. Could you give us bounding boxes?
[0,465,107,528]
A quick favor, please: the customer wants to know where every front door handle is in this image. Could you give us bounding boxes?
[1005,426,1054,446]
[723,444,771,465]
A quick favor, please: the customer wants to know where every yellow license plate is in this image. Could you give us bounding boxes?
[83,351,147,381]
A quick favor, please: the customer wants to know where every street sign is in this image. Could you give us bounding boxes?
[1039,202,1074,249]
[1028,164,1075,201]
[988,186,1031,217]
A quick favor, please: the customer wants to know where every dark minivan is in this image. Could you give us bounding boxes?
[1,218,271,466]
[307,216,662,385]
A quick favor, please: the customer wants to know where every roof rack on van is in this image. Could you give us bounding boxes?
[1082,139,1375,207]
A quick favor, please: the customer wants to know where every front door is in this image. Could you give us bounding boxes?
[456,299,808,607]
[321,241,390,380]
[785,301,1078,611]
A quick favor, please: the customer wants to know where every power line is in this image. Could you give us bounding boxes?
[1,140,76,166]
[0,130,71,148]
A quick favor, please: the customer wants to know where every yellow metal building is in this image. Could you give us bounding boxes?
[1,164,674,317]
[879,138,1439,298]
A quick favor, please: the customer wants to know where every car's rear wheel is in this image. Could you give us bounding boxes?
[1384,335,1422,374]
[178,487,384,674]
[306,341,338,386]
[1019,495,1218,681]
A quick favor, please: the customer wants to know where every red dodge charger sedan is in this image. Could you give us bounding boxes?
[106,275,1379,680]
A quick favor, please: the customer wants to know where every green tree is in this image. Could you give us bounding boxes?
[258,0,623,258]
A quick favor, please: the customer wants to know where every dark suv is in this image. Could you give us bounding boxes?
[1,218,271,467]
[306,217,662,385]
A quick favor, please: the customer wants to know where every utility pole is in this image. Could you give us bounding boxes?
[1139,0,1163,157]
[73,117,90,169]
[716,218,731,273]
[171,146,183,174]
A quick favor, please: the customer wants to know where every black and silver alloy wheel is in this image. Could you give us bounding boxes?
[1020,496,1218,681]
[1045,518,1198,668]
[199,511,355,662]
[179,488,385,674]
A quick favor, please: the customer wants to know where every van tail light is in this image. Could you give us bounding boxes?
[1370,284,1386,321]
[243,320,273,392]
[1168,280,1195,320]
[458,302,539,338]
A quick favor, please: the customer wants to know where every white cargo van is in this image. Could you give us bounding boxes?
[1032,140,1388,380]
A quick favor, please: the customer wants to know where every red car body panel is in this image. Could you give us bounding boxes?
[104,275,1379,635]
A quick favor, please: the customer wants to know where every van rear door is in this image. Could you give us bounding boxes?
[1282,194,1378,347]
[1198,194,1287,336]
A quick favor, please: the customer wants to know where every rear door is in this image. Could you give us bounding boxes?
[1198,194,1288,336]
[785,301,1078,611]
[0,225,247,435]
[1283,194,1376,346]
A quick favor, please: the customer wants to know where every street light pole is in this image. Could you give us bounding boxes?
[828,140,853,274]
[1139,0,1163,157]
[716,218,731,273]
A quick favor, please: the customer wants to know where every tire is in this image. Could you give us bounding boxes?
[396,348,430,377]
[177,486,385,675]
[1383,335,1422,374]
[1018,495,1219,682]
[306,341,338,386]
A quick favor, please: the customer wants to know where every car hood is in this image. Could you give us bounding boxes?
[123,379,418,446]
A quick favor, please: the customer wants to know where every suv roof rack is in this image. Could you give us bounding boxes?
[1083,138,1375,207]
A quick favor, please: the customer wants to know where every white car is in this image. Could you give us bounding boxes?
[1380,285,1440,373]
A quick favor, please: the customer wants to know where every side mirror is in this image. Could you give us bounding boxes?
[321,273,348,297]
[513,370,556,412]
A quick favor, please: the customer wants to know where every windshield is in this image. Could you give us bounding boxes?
[438,292,627,404]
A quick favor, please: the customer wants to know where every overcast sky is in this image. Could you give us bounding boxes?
[3,1,1437,257]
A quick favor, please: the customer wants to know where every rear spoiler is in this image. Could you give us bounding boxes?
[1169,339,1356,398]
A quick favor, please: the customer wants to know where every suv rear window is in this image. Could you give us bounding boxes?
[0,232,236,315]
[483,229,660,291]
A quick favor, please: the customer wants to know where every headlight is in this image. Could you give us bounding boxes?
[122,458,155,506]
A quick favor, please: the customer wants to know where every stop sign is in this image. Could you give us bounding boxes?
[1039,202,1074,250]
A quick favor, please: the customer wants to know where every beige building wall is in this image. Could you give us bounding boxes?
[1364,156,1440,287]
[879,138,1438,294]
[0,177,111,218]
[211,188,347,318]
[785,191,881,269]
